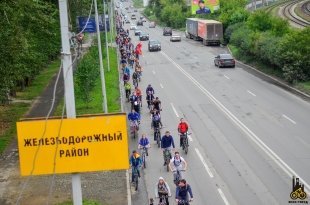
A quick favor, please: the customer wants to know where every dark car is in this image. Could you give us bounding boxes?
[134,9,137,12]
[125,19,130,24]
[148,40,161,52]
[214,54,235,68]
[134,29,142,36]
[163,27,172,36]
[131,14,137,20]
[137,20,143,26]
[139,32,149,41]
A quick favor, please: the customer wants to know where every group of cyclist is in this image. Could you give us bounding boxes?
[116,15,193,205]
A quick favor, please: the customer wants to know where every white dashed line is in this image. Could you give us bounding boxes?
[160,83,164,88]
[152,70,156,75]
[195,148,214,178]
[218,188,230,205]
[247,90,256,97]
[170,103,179,118]
[282,114,297,124]
[224,75,230,80]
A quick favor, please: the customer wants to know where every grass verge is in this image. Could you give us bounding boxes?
[228,44,310,94]
[0,60,61,154]
[133,0,144,8]
[54,33,121,116]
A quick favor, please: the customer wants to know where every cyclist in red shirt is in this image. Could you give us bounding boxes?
[177,118,189,148]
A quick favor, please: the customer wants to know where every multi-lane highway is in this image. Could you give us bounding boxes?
[120,4,310,205]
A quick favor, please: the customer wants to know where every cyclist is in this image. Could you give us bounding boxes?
[138,134,151,156]
[123,73,130,85]
[133,101,141,114]
[134,86,142,106]
[161,131,175,166]
[146,92,155,110]
[124,82,131,100]
[124,64,131,76]
[155,177,171,205]
[128,109,140,129]
[129,93,139,109]
[151,109,162,128]
[129,150,142,183]
[146,84,155,95]
[175,179,193,205]
[153,97,162,112]
[178,118,189,148]
[169,151,187,183]
[132,71,139,86]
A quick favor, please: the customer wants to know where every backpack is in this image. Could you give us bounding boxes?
[153,114,160,122]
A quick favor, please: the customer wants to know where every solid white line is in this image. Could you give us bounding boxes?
[160,83,164,88]
[160,51,310,193]
[170,103,179,118]
[282,114,297,124]
[188,135,193,142]
[126,170,132,205]
[195,148,214,178]
[218,188,230,205]
[247,90,256,97]
[224,75,230,80]
[152,70,156,75]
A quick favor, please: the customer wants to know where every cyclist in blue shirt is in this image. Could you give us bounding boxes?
[128,109,140,122]
[129,150,142,182]
[138,134,151,156]
[146,84,155,95]
[161,131,175,165]
[175,179,193,204]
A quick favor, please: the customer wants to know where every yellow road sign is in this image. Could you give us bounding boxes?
[17,113,129,176]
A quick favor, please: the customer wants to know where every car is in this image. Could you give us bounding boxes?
[170,34,181,42]
[137,20,143,26]
[149,22,156,28]
[134,29,142,36]
[131,14,137,20]
[139,32,149,41]
[148,40,161,51]
[163,27,172,36]
[125,19,130,24]
[134,9,137,12]
[130,24,137,30]
[127,10,132,13]
[214,54,235,68]
[125,7,129,10]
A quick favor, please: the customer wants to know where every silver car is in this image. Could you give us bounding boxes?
[170,35,181,42]
[214,54,235,68]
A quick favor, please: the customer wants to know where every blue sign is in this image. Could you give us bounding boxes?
[77,15,110,33]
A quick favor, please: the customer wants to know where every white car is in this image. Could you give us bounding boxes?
[130,24,137,30]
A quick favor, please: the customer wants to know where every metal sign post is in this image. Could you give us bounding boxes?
[58,0,82,205]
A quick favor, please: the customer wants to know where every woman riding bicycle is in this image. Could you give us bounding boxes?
[155,177,171,205]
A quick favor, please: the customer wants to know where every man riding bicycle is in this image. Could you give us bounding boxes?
[129,150,142,183]
[153,97,162,112]
[155,177,172,205]
[146,84,155,95]
[128,109,140,129]
[138,134,151,156]
[151,109,163,128]
[124,82,131,100]
[161,131,175,165]
[134,86,142,106]
[169,151,188,183]
[178,118,189,148]
[146,92,155,109]
[175,179,193,205]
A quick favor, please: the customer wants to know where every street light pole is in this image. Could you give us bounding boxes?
[58,0,82,205]
[94,0,108,113]
[104,1,110,72]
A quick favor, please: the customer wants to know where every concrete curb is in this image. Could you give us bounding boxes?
[227,46,310,101]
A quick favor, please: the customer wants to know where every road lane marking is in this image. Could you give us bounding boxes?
[224,75,230,80]
[282,114,297,124]
[247,90,256,97]
[195,148,214,178]
[152,70,156,75]
[188,135,193,142]
[160,83,164,88]
[170,103,179,118]
[160,51,310,192]
[218,188,230,205]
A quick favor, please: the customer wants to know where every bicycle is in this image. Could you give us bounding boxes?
[154,126,161,148]
[133,78,138,88]
[163,149,172,172]
[132,166,139,191]
[158,194,169,205]
[180,132,190,154]
[173,169,185,186]
[177,199,190,205]
[130,120,138,139]
[141,146,148,169]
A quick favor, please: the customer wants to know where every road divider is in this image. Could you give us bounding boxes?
[160,83,164,89]
[218,188,230,205]
[282,114,297,124]
[247,90,256,97]
[170,103,179,118]
[160,50,310,193]
[224,75,230,80]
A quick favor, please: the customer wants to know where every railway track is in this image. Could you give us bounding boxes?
[282,0,310,27]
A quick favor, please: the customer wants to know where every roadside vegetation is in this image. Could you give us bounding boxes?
[133,0,144,8]
[143,0,310,92]
[58,200,101,205]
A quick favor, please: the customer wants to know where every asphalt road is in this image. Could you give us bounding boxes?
[120,4,310,205]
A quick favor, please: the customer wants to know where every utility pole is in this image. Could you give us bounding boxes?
[58,1,82,205]
[104,1,110,72]
[94,0,108,113]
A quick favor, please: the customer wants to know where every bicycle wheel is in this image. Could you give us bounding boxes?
[143,154,146,169]
[156,131,161,148]
[134,175,138,191]
[183,138,188,154]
